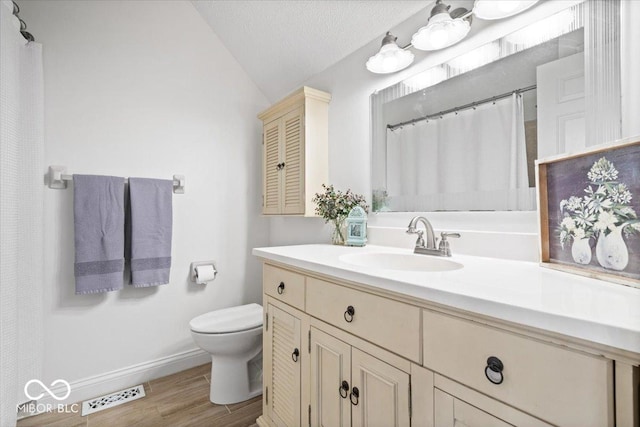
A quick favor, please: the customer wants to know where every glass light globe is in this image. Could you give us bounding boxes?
[366,42,415,74]
[412,13,471,51]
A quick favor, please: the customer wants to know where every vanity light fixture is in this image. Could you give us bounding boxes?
[366,0,541,74]
[365,32,415,74]
[473,0,539,20]
[411,0,472,51]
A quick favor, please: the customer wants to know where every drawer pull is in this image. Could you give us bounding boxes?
[349,387,360,406]
[339,380,350,398]
[485,356,504,385]
[292,348,299,362]
[277,282,285,294]
[344,305,355,322]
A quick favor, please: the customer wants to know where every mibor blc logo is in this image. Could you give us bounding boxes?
[24,379,71,401]
[19,379,79,414]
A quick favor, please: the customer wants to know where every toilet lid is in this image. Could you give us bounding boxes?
[190,303,263,334]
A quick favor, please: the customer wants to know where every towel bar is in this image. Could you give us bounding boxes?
[47,166,185,194]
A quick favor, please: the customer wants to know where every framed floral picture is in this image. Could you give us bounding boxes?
[536,138,640,288]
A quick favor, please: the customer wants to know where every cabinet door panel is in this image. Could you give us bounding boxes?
[282,107,305,214]
[351,348,410,427]
[435,389,513,427]
[263,119,281,214]
[310,327,351,427]
[267,304,301,427]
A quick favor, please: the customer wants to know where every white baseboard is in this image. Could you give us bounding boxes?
[34,348,209,411]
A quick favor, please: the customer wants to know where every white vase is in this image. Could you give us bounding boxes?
[595,225,629,271]
[571,237,592,265]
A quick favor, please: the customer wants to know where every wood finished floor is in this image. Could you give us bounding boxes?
[17,363,261,427]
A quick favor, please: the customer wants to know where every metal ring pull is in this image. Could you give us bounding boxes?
[339,380,349,399]
[291,348,299,362]
[277,282,285,294]
[344,305,355,323]
[349,387,359,406]
[485,356,504,385]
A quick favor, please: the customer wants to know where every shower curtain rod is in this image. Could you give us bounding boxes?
[387,84,537,131]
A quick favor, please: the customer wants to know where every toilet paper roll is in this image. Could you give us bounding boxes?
[195,265,216,284]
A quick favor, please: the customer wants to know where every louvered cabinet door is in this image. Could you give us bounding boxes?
[281,107,305,214]
[310,327,351,427]
[351,348,410,427]
[263,119,282,214]
[265,304,302,427]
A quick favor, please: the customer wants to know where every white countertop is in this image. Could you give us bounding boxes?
[253,244,640,355]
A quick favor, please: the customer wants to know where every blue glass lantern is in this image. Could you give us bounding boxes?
[346,206,367,247]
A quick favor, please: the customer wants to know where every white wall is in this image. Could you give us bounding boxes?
[269,1,582,248]
[19,0,269,402]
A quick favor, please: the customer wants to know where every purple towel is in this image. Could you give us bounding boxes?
[128,178,173,287]
[73,175,125,294]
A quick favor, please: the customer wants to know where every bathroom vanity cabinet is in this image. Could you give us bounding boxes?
[258,87,330,216]
[262,265,413,427]
[255,246,640,427]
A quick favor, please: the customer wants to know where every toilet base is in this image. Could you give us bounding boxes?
[209,353,263,405]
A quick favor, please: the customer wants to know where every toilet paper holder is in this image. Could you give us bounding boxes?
[189,261,217,283]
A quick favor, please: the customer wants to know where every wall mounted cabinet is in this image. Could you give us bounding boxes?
[258,87,331,216]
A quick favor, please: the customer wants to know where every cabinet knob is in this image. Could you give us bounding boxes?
[349,387,359,406]
[277,282,285,294]
[292,348,299,362]
[344,305,355,323]
[339,380,350,398]
[485,356,504,385]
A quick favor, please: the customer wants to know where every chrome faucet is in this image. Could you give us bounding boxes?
[406,216,460,257]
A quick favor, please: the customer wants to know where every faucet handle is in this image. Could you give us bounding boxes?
[441,232,461,239]
[406,227,425,247]
[438,232,460,256]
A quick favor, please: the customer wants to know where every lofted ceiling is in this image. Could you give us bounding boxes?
[192,1,430,102]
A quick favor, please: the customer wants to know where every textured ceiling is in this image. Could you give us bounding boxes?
[192,1,430,102]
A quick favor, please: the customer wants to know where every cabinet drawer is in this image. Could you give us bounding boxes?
[263,264,305,310]
[423,310,614,427]
[306,277,420,363]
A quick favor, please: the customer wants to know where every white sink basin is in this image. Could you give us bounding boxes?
[339,252,463,272]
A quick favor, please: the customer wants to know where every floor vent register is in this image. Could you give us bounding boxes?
[81,384,146,416]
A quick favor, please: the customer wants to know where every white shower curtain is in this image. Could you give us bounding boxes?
[0,3,44,426]
[387,93,534,211]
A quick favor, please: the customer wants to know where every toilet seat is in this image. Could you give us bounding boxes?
[189,303,263,334]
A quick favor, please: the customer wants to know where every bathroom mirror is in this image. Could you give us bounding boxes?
[371,1,621,212]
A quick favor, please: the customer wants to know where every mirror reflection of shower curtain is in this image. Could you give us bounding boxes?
[386,93,535,211]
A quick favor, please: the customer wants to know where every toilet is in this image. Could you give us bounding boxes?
[190,303,263,404]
